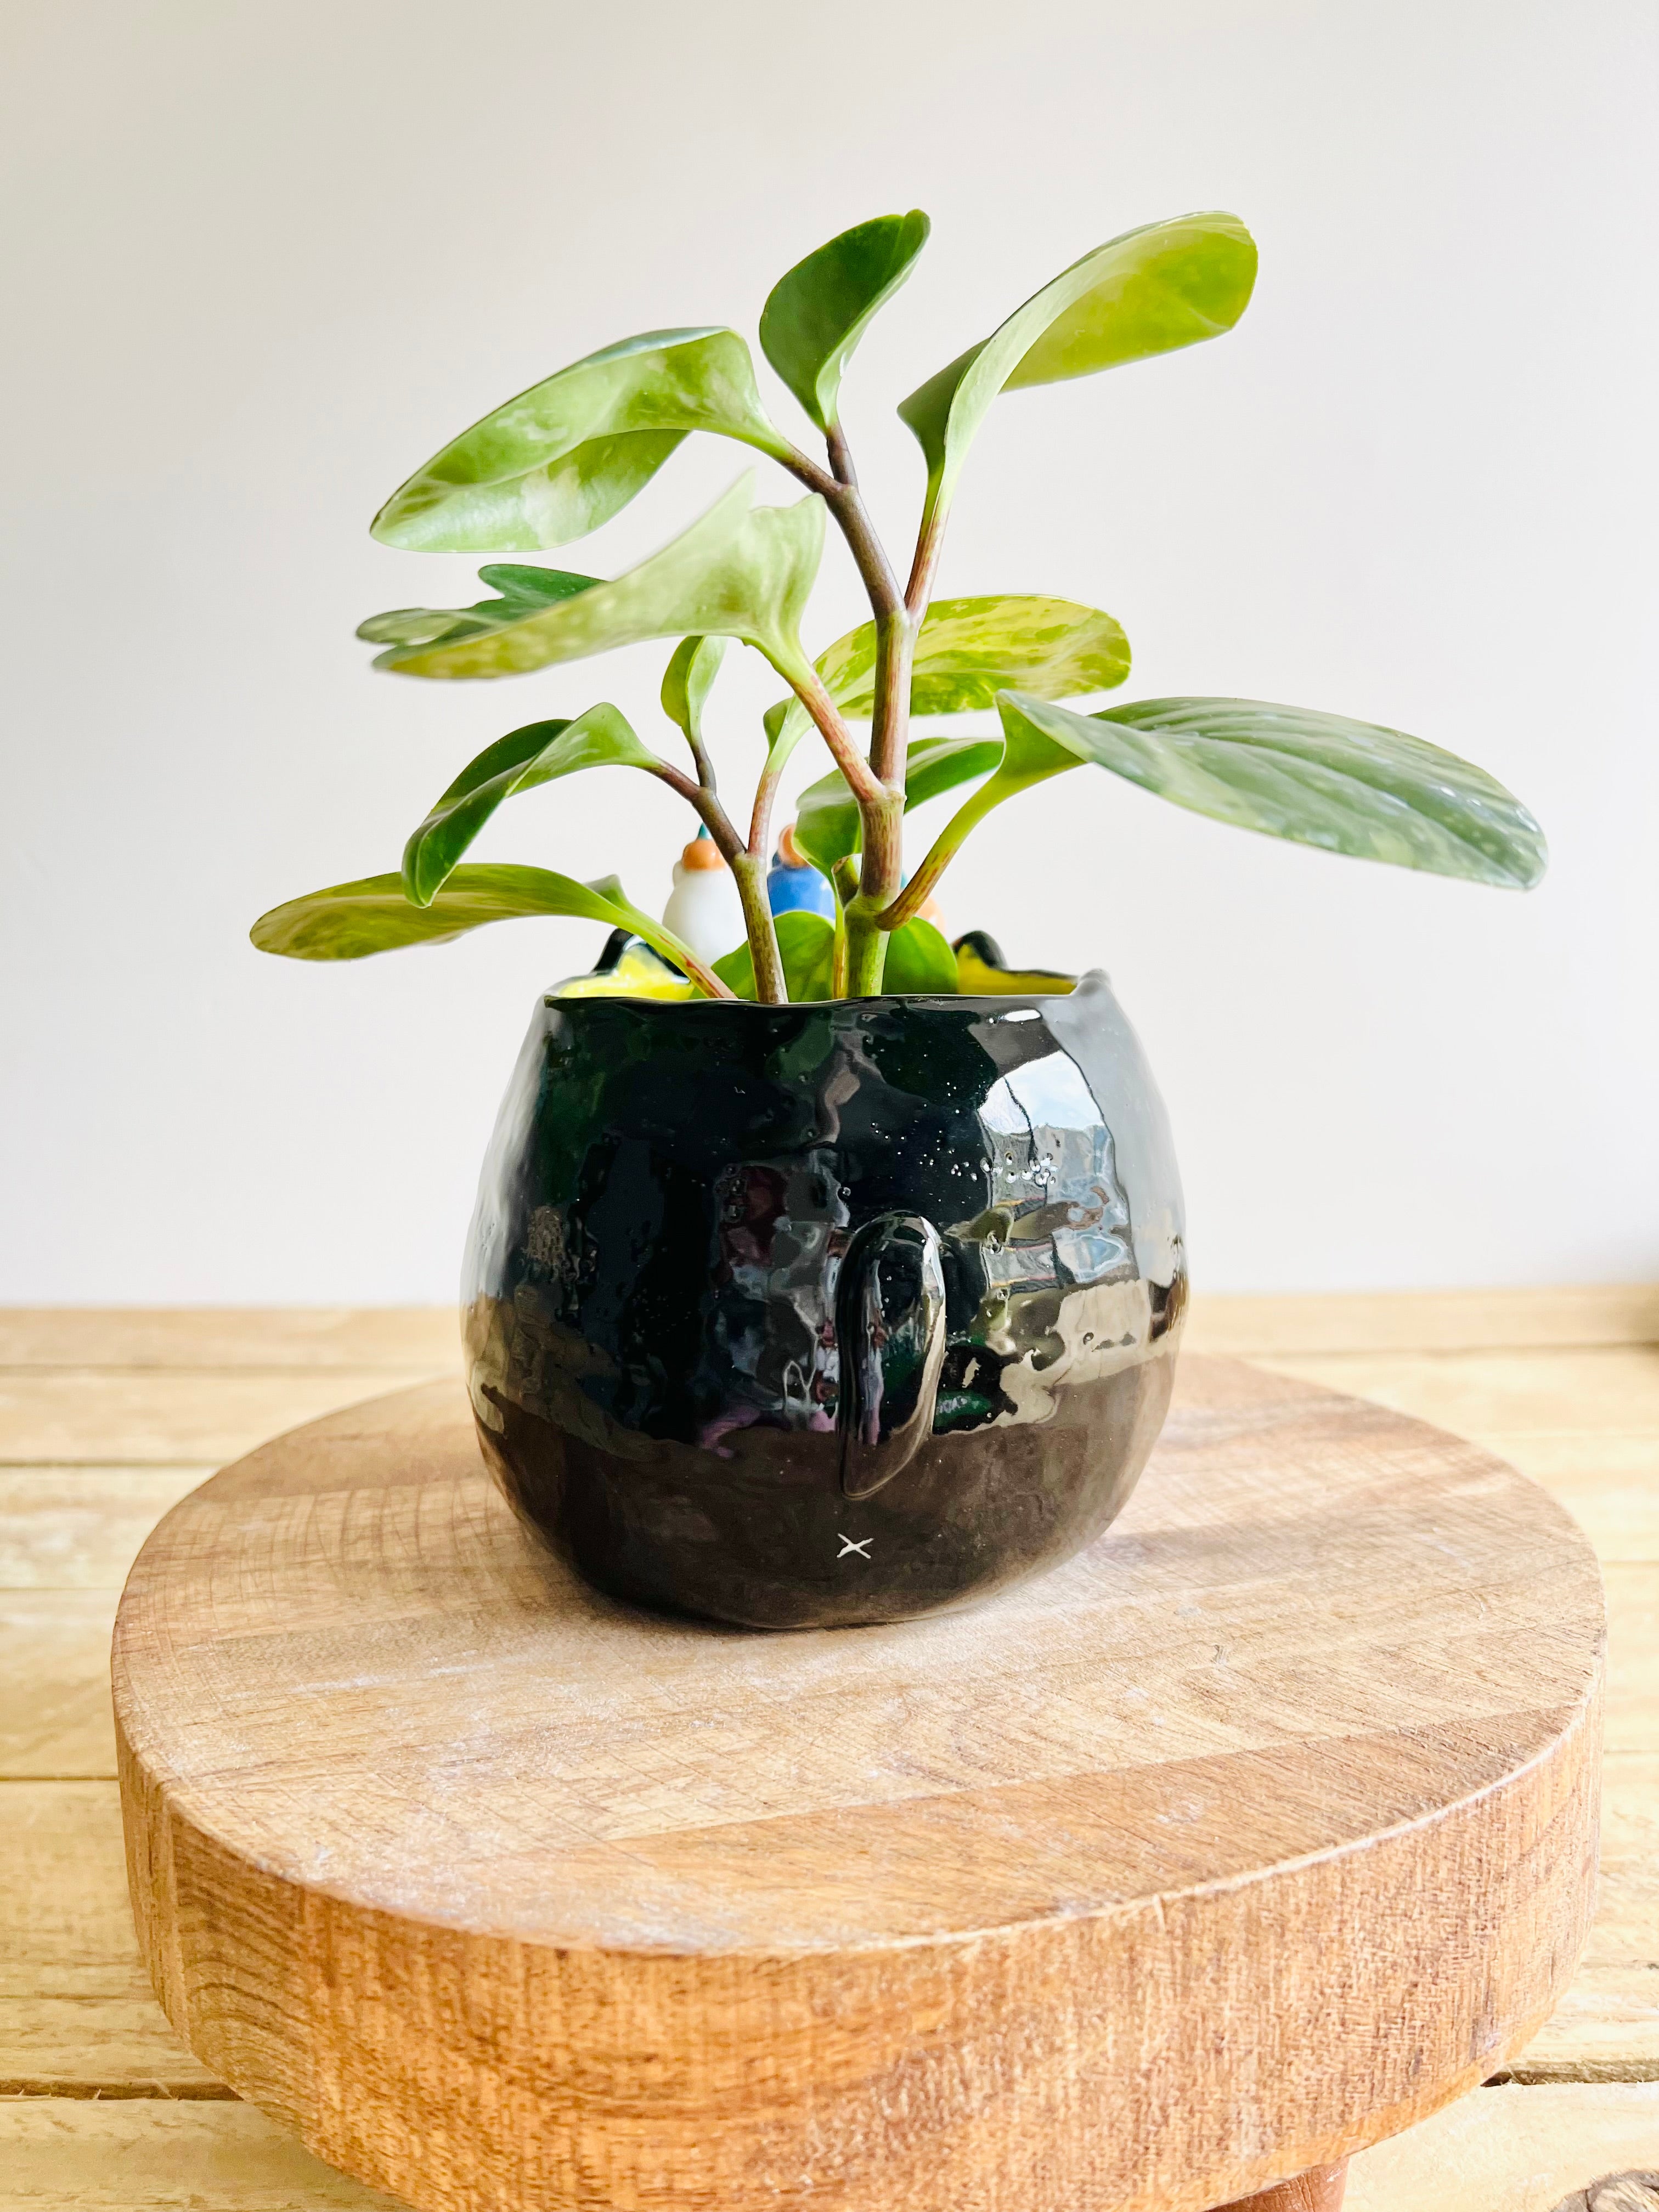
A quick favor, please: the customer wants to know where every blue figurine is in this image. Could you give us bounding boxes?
[766,823,837,920]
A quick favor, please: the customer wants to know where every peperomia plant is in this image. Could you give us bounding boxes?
[252,210,1545,1002]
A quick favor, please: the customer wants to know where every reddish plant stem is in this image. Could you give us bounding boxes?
[825,422,859,488]
[748,759,783,862]
[904,492,948,621]
[651,759,783,1002]
[660,935,739,1002]
[650,761,746,863]
[789,670,885,807]
[682,724,718,795]
[776,426,962,995]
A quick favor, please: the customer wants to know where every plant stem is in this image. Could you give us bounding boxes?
[651,758,784,1001]
[683,725,718,795]
[838,785,903,991]
[830,859,858,994]
[645,924,738,1002]
[825,421,857,488]
[869,610,913,788]
[807,424,916,990]
[786,668,885,806]
[872,833,956,934]
[878,760,1074,933]
[772,441,840,503]
[778,432,898,606]
[816,433,912,789]
[748,756,783,861]
[731,852,785,1003]
[742,767,788,1003]
[780,422,956,996]
[651,761,745,861]
[680,948,740,1002]
[904,487,948,620]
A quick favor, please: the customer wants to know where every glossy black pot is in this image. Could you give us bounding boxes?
[463,972,1186,1629]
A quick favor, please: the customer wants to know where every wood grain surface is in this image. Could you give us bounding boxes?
[3,1293,1651,2209]
[1345,2085,1659,2211]
[111,1356,1604,2212]
[1187,1285,1659,1357]
[1216,2166,1348,2212]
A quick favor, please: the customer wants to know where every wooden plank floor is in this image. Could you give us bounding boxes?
[1,1292,1653,2211]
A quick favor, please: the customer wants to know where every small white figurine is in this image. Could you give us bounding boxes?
[662,826,746,967]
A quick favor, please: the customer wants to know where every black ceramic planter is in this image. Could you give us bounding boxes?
[463,972,1186,1629]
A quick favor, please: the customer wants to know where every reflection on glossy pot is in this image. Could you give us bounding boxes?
[463,972,1186,1629]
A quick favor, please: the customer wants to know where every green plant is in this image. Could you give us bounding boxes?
[252,211,1545,1002]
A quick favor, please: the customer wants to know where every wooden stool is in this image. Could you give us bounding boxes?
[112,1357,1602,2212]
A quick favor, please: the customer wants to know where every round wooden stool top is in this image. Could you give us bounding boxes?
[113,1356,1603,2212]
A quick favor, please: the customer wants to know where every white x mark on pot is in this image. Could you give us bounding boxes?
[837,1533,873,1560]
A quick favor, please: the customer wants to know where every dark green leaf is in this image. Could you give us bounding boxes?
[760,211,930,431]
[899,213,1256,512]
[251,865,701,967]
[371,329,793,553]
[373,476,826,690]
[357,568,601,649]
[994,692,1548,888]
[477,565,604,609]
[402,704,661,906]
[881,916,959,992]
[795,732,1004,876]
[660,635,727,748]
[713,909,835,1000]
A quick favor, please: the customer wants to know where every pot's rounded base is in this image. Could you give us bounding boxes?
[473,1348,1178,1631]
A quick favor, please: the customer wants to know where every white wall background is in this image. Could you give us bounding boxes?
[2,0,1654,1301]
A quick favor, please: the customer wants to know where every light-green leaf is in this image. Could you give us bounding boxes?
[371,475,827,690]
[401,704,662,907]
[759,211,930,431]
[660,635,727,750]
[714,909,836,1001]
[795,732,1004,877]
[994,692,1548,889]
[881,916,959,993]
[371,329,793,553]
[825,593,1130,720]
[765,592,1129,761]
[251,865,702,969]
[899,213,1256,513]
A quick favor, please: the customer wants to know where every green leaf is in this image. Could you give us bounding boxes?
[402,704,662,906]
[371,329,793,553]
[713,909,836,1001]
[899,213,1256,512]
[477,565,605,609]
[994,692,1548,889]
[820,592,1132,724]
[709,910,960,1000]
[660,635,727,748]
[357,567,600,649]
[764,592,1129,764]
[251,865,701,968]
[759,211,930,431]
[795,731,1003,876]
[372,475,827,690]
[881,916,959,993]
